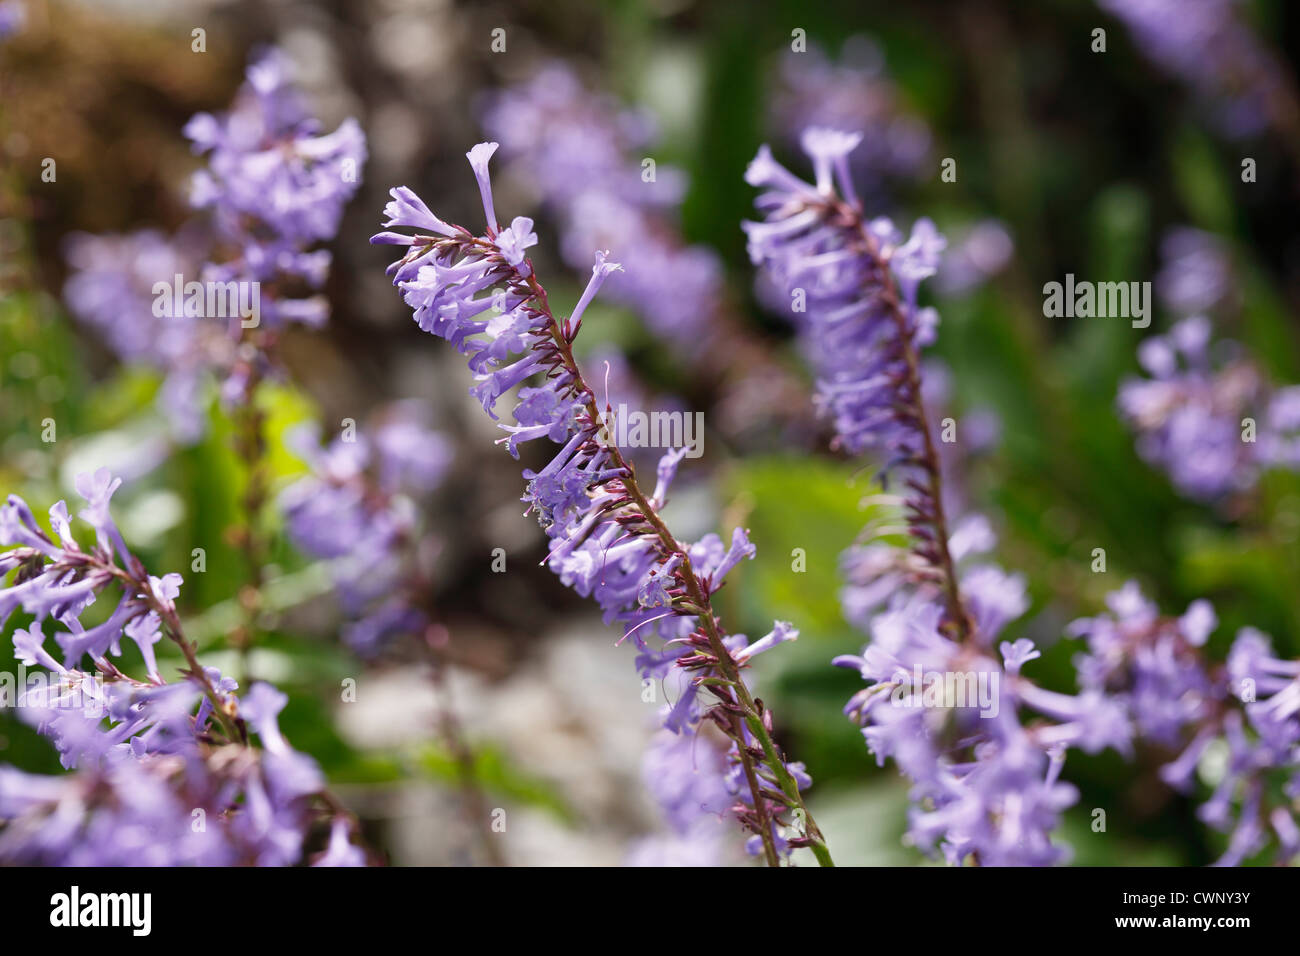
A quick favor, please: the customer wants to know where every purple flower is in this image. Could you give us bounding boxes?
[1099,0,1291,139]
[0,473,348,866]
[494,216,539,269]
[375,143,828,864]
[0,1,25,41]
[1119,316,1299,500]
[313,817,367,867]
[1156,227,1233,315]
[744,130,969,629]
[61,48,368,448]
[1000,638,1041,675]
[835,591,1096,865]
[481,64,723,344]
[1071,582,1300,864]
[640,728,732,835]
[186,49,366,252]
[1069,581,1215,746]
[770,37,930,190]
[61,229,210,443]
[933,220,1014,296]
[281,407,450,656]
[744,132,945,492]
[750,129,1140,866]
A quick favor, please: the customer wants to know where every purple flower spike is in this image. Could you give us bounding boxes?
[1,474,353,866]
[376,145,831,866]
[747,128,1141,866]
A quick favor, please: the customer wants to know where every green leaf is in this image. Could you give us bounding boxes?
[417,744,577,824]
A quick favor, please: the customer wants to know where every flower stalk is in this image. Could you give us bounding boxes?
[375,145,832,865]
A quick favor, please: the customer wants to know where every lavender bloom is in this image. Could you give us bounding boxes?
[1072,582,1300,866]
[63,230,201,366]
[1156,227,1234,316]
[0,760,236,866]
[0,472,363,866]
[1119,316,1299,500]
[481,64,722,344]
[625,823,728,867]
[745,131,944,461]
[185,48,366,317]
[62,228,215,443]
[833,534,1131,866]
[61,48,367,442]
[281,405,451,655]
[1261,386,1300,469]
[312,816,368,867]
[750,130,1134,865]
[744,128,964,631]
[626,724,732,867]
[933,220,1015,297]
[771,37,930,191]
[0,1,24,41]
[374,144,831,865]
[639,726,733,831]
[1069,581,1219,748]
[746,126,1296,868]
[1099,0,1295,139]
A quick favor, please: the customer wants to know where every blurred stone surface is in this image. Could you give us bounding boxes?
[334,614,665,865]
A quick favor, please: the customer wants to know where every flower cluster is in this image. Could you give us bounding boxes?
[280,404,451,655]
[625,720,733,867]
[743,128,958,616]
[1071,582,1300,865]
[372,142,830,865]
[61,228,217,443]
[1098,0,1295,139]
[0,1,24,42]
[771,37,930,191]
[748,129,1136,865]
[748,127,1300,867]
[61,49,366,438]
[833,525,1136,865]
[932,220,1015,298]
[1119,315,1300,501]
[184,48,366,335]
[481,64,722,344]
[1156,227,1235,317]
[0,471,363,865]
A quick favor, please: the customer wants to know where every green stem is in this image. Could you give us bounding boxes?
[231,362,270,683]
[425,633,506,867]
